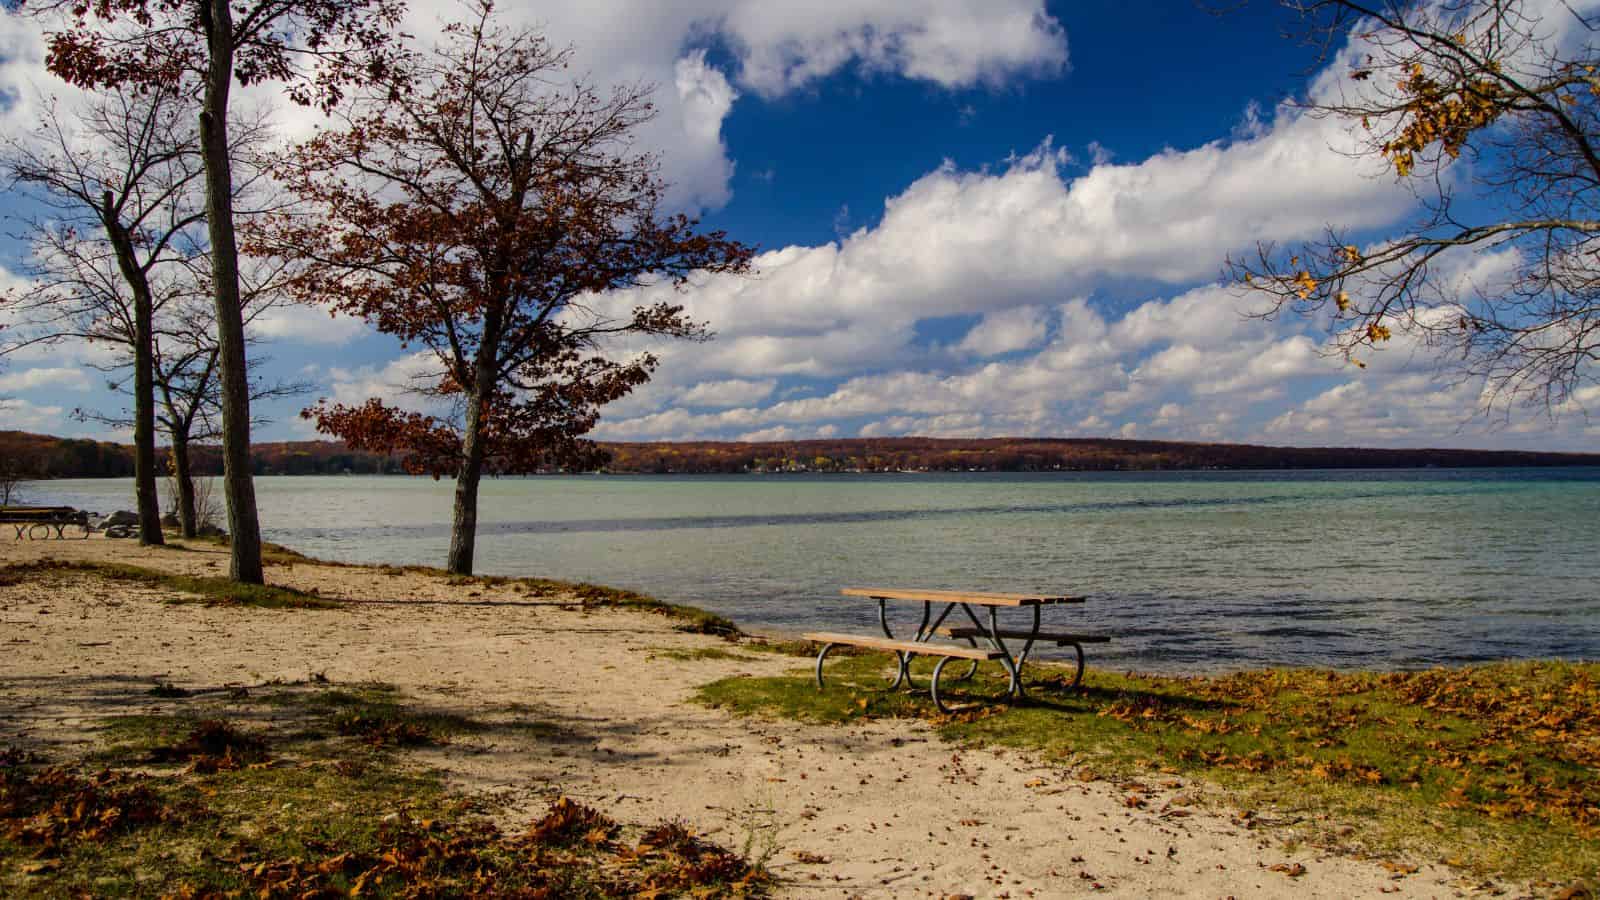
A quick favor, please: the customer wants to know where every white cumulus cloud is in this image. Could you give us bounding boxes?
[679,378,776,408]
[249,305,371,346]
[0,366,92,393]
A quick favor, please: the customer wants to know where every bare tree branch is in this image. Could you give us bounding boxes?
[1230,0,1600,415]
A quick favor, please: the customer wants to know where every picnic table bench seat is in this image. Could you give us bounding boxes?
[936,626,1111,645]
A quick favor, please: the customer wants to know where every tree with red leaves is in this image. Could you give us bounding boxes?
[24,0,406,582]
[256,2,754,574]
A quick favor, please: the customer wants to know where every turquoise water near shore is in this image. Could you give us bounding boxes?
[30,468,1600,671]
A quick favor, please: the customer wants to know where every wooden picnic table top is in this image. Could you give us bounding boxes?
[0,507,84,520]
[841,586,1086,607]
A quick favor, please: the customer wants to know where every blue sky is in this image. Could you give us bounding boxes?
[2,0,1596,450]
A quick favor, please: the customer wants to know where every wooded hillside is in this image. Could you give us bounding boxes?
[4,430,1597,478]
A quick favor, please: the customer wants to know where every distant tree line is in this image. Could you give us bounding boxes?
[1,432,138,479]
[5,431,1597,482]
[602,438,1600,473]
[0,433,409,479]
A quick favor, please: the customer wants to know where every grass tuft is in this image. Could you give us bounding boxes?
[186,533,340,567]
[401,565,742,638]
[146,720,270,773]
[0,560,338,609]
[647,646,758,663]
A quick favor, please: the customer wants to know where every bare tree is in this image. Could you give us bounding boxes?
[0,459,28,508]
[1228,0,1600,414]
[74,268,311,537]
[2,82,208,545]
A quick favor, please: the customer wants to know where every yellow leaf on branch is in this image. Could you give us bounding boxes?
[1291,271,1318,299]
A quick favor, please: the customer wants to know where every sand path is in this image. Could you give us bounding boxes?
[0,536,1508,898]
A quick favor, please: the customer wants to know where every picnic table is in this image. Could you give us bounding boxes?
[0,506,91,540]
[805,587,1110,713]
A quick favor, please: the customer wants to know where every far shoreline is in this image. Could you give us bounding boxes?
[19,461,1600,482]
[8,428,1600,479]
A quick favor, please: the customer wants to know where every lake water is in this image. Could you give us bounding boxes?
[26,469,1600,672]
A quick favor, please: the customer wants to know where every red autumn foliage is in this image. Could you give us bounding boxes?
[24,0,404,112]
[253,2,753,571]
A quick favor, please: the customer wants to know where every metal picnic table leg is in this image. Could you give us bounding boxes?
[1066,641,1086,688]
[814,642,834,689]
[1009,604,1041,699]
[988,607,1024,699]
[951,602,1041,703]
[879,598,932,690]
[930,656,959,714]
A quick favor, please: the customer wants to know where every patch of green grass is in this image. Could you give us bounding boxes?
[647,647,759,663]
[697,655,1600,884]
[0,560,338,609]
[186,533,340,567]
[403,566,742,638]
[265,682,488,747]
[743,637,871,658]
[2,684,769,897]
[90,715,203,762]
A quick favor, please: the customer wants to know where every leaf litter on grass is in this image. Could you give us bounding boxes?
[2,681,773,897]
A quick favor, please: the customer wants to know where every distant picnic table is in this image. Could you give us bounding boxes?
[0,506,91,540]
[805,586,1110,712]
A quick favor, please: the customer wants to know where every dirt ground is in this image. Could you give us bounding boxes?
[0,535,1516,898]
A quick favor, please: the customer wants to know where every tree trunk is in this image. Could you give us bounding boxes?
[131,284,164,545]
[171,430,198,539]
[446,388,487,575]
[101,195,164,547]
[200,0,263,583]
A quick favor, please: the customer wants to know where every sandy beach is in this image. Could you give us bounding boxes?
[0,534,1521,897]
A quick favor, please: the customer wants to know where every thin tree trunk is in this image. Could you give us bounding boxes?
[131,285,164,545]
[446,388,487,575]
[101,193,164,547]
[200,0,262,583]
[171,431,198,539]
